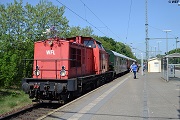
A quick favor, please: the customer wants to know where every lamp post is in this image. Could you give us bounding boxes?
[163,30,171,54]
[154,46,157,57]
[141,53,144,75]
[176,37,179,52]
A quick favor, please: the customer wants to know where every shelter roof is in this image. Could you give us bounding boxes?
[148,57,161,62]
[165,53,180,58]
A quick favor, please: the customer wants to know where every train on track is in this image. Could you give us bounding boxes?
[22,36,136,103]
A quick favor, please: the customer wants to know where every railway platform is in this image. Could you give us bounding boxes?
[38,70,180,120]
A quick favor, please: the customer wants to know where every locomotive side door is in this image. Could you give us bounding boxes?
[100,51,104,73]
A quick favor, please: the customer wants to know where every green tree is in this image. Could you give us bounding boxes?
[0,0,136,88]
[0,0,69,87]
[0,0,26,87]
[93,36,135,59]
[66,26,93,37]
[167,48,180,64]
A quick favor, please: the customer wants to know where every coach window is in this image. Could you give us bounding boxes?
[116,57,118,66]
[84,40,96,48]
[119,57,122,65]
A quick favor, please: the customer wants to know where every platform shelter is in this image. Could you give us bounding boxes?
[148,57,161,72]
[161,53,180,82]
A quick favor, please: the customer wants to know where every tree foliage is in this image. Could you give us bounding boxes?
[167,48,180,64]
[168,48,180,54]
[0,0,135,88]
[65,26,93,37]
[0,0,69,87]
[93,36,135,59]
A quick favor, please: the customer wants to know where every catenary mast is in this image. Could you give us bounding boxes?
[145,0,149,60]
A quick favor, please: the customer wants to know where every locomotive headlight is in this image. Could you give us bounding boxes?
[60,66,66,77]
[34,70,40,76]
[34,66,40,76]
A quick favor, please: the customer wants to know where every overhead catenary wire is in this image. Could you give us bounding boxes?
[79,0,124,42]
[55,0,136,49]
[82,1,87,22]
[126,0,132,40]
[149,25,178,37]
[55,0,107,36]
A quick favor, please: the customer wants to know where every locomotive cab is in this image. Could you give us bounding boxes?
[82,39,109,74]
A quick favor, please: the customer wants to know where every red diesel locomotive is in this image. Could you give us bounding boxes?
[22,36,114,103]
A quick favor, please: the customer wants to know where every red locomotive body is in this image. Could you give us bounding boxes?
[33,37,95,79]
[22,36,113,103]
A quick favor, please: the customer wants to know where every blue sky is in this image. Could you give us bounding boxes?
[1,0,180,58]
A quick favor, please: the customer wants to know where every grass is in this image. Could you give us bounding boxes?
[0,88,32,115]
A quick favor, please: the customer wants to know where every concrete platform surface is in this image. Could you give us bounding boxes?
[40,71,180,120]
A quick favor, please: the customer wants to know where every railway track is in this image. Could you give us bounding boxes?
[0,82,103,120]
[0,75,117,120]
[0,84,105,120]
[0,103,62,120]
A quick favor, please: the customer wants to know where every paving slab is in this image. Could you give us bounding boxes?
[41,71,180,120]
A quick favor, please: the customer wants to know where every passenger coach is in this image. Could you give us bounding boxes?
[106,50,136,76]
